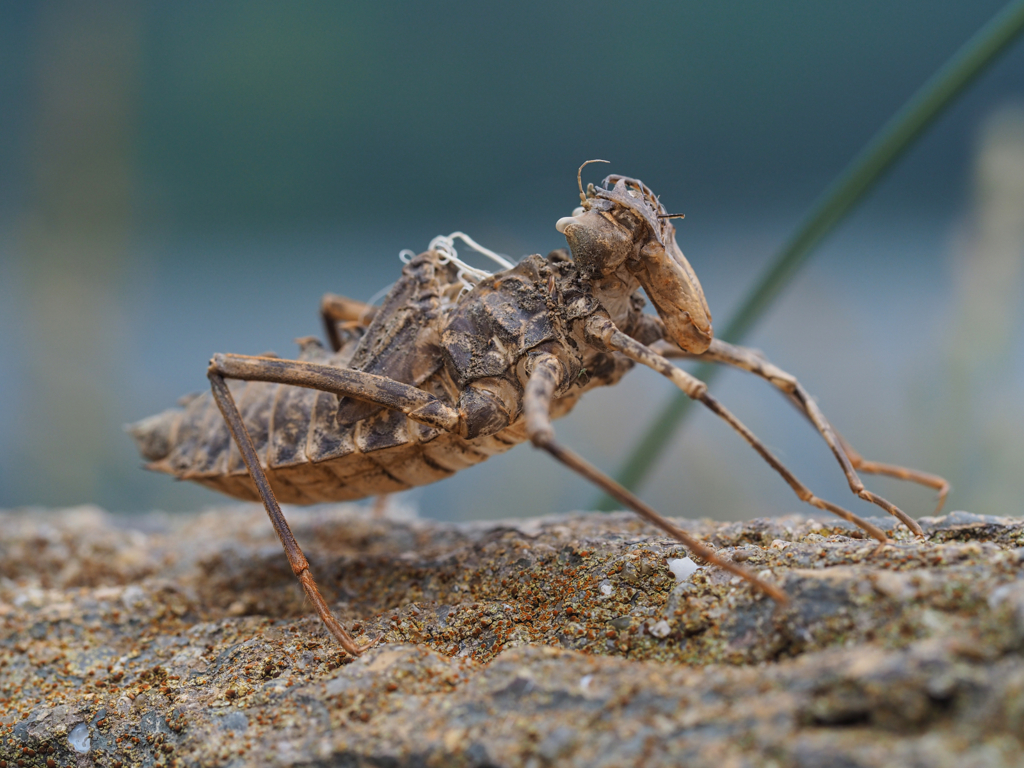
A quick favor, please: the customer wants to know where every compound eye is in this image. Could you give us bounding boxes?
[571,206,585,217]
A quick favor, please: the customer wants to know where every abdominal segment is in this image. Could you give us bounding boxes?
[133,369,534,505]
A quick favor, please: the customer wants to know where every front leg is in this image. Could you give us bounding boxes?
[655,337,949,524]
[586,315,893,542]
[207,353,460,653]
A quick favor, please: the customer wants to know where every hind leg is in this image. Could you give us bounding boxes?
[207,353,460,652]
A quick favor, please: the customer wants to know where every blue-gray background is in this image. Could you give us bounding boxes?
[2,1,1023,522]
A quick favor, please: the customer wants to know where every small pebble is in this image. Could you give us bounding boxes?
[649,620,671,638]
[667,557,700,582]
[68,723,91,754]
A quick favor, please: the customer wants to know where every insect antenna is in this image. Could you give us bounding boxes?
[577,159,610,207]
[657,213,686,220]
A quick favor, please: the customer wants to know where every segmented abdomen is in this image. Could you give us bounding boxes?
[132,367,533,505]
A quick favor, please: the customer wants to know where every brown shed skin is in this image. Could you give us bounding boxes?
[132,246,656,505]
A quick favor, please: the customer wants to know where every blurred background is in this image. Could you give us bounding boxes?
[1,1,1022,523]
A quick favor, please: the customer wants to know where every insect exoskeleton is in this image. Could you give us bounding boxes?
[130,164,948,651]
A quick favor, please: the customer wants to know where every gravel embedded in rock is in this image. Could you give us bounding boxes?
[1,505,1023,767]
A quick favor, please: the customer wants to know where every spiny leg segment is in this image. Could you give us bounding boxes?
[586,315,893,542]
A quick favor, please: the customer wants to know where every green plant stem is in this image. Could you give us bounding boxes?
[596,0,1024,511]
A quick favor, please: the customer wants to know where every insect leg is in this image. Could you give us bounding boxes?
[586,316,893,542]
[833,439,948,518]
[656,338,947,524]
[210,353,459,431]
[207,372,369,654]
[523,352,788,604]
[320,293,379,352]
[207,353,461,653]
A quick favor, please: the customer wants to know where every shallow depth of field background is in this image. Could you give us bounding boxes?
[1,1,1022,523]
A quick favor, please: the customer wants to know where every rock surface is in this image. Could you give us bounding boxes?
[1,505,1024,767]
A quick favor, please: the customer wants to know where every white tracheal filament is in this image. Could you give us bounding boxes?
[405,232,516,292]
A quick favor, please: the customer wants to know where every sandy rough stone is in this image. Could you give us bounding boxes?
[1,505,1024,767]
